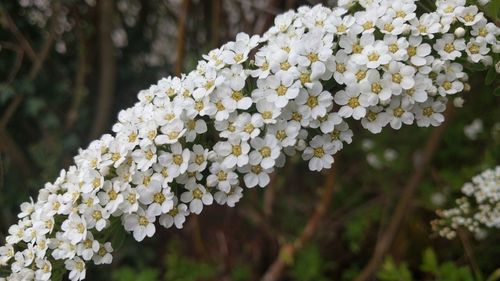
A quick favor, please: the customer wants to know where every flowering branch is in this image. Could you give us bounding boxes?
[0,0,499,280]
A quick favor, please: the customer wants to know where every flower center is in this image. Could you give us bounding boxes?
[232,91,243,101]
[260,146,272,157]
[232,145,242,156]
[423,107,434,117]
[407,46,417,57]
[217,170,227,181]
[193,188,203,199]
[277,85,288,96]
[138,216,149,226]
[348,97,360,108]
[154,192,166,203]
[444,43,455,53]
[313,147,325,158]
[393,107,404,117]
[392,73,402,83]
[307,96,318,108]
[371,83,382,93]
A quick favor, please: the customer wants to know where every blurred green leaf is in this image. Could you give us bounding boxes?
[421,247,439,274]
[377,257,413,281]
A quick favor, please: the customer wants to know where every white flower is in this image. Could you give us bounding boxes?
[383,35,409,61]
[76,233,99,261]
[434,34,466,60]
[414,98,447,127]
[249,135,281,169]
[65,257,86,281]
[334,87,368,120]
[267,120,300,147]
[385,98,414,129]
[466,37,490,64]
[207,162,239,193]
[132,145,157,172]
[213,137,250,169]
[159,201,190,229]
[264,72,301,108]
[158,143,190,178]
[83,205,109,231]
[361,106,390,133]
[61,213,87,245]
[407,36,432,66]
[359,69,392,105]
[214,186,243,207]
[123,207,156,242]
[188,145,209,172]
[464,119,483,140]
[185,118,207,142]
[193,67,224,99]
[302,135,336,171]
[180,181,213,214]
[139,183,174,217]
[156,119,186,145]
[92,242,113,265]
[355,40,391,69]
[386,62,416,95]
[411,13,441,38]
[235,113,264,141]
[295,83,333,119]
[34,258,52,281]
[457,5,483,26]
[239,153,274,188]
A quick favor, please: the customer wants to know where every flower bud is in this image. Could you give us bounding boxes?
[454,27,466,38]
[464,83,471,92]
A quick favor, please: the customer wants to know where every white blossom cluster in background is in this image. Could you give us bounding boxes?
[433,166,500,239]
[1,0,499,280]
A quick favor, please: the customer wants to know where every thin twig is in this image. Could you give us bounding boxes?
[260,166,337,281]
[263,172,278,218]
[353,104,455,281]
[1,11,37,61]
[457,229,482,280]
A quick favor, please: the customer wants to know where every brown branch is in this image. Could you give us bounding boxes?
[353,105,455,281]
[260,166,337,281]
[255,0,281,35]
[174,0,190,76]
[65,19,88,131]
[457,229,482,279]
[0,5,60,177]
[211,0,221,48]
[89,0,117,139]
[263,172,278,218]
[1,11,37,61]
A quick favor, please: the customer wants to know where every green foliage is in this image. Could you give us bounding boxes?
[377,257,413,281]
[378,248,478,281]
[164,242,216,281]
[112,267,159,281]
[290,244,332,281]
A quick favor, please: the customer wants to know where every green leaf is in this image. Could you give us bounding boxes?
[485,67,497,85]
[421,247,439,274]
[494,87,500,96]
[0,83,15,104]
[377,257,413,281]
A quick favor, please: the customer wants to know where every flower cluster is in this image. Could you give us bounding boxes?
[432,166,500,239]
[1,0,499,280]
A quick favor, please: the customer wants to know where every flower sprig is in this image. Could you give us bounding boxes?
[432,166,500,239]
[1,0,499,280]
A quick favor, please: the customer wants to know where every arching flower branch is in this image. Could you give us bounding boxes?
[1,0,499,280]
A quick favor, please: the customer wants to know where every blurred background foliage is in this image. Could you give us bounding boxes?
[0,0,499,280]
